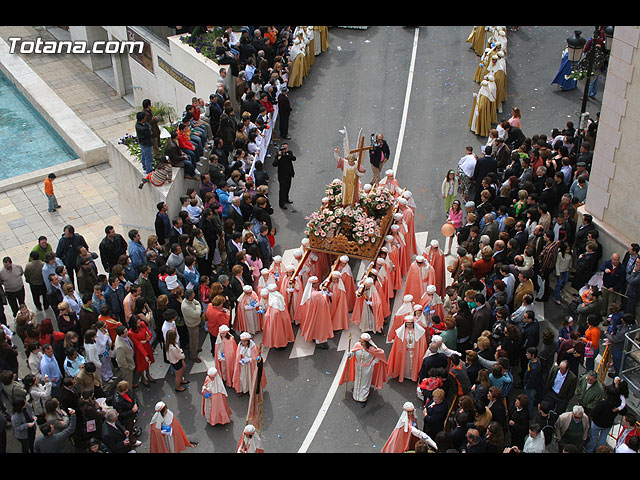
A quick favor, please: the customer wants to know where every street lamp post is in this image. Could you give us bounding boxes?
[568,26,613,154]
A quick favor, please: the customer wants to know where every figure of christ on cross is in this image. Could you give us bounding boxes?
[333,133,371,206]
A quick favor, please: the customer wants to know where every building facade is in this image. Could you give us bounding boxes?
[582,26,640,260]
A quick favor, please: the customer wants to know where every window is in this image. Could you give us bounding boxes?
[139,26,176,47]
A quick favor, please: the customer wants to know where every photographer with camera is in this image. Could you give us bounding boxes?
[272,143,296,210]
[369,133,390,185]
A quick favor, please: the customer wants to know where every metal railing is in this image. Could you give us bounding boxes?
[620,327,640,397]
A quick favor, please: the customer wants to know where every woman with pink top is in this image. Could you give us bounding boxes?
[447,200,463,232]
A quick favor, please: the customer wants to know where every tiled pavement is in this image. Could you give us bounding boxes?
[0,164,121,269]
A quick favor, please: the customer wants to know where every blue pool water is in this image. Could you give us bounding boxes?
[0,70,78,180]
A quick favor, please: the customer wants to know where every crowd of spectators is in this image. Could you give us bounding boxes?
[417,107,640,453]
[0,25,297,454]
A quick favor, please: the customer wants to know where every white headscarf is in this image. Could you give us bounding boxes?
[267,283,286,310]
[402,190,416,209]
[300,276,319,306]
[150,401,173,429]
[395,316,427,344]
[395,295,414,317]
[338,256,353,278]
[216,324,231,346]
[395,402,416,432]
[204,367,227,396]
[330,271,346,292]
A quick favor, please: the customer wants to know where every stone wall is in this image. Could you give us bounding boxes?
[583,26,640,259]
[108,140,198,242]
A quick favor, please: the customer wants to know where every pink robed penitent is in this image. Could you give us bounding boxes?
[201,371,233,426]
[351,283,386,334]
[339,341,388,390]
[215,332,237,387]
[299,289,334,344]
[404,261,436,303]
[261,290,295,348]
[425,244,446,298]
[387,323,429,383]
[327,277,350,331]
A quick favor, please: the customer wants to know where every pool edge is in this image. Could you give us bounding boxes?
[0,36,108,192]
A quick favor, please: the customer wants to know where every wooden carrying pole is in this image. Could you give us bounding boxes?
[321,255,341,289]
[289,249,311,288]
[345,333,352,399]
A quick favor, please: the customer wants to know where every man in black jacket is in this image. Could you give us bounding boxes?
[55,225,88,287]
[102,409,141,453]
[276,87,292,140]
[208,96,222,138]
[273,143,296,209]
[473,146,497,204]
[543,360,577,414]
[98,226,128,274]
[503,122,526,152]
[369,133,390,185]
[493,138,511,170]
[135,111,154,174]
[226,232,243,273]
[252,196,272,231]
[470,294,492,343]
[241,91,262,122]
[574,214,597,256]
[418,343,448,383]
[199,208,220,260]
[227,196,245,231]
[154,202,171,250]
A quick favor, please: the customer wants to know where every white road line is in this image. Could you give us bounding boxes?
[298,348,349,453]
[391,27,420,176]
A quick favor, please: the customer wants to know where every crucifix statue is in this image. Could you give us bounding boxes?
[333,128,371,206]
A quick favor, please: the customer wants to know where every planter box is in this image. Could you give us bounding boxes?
[108,139,197,241]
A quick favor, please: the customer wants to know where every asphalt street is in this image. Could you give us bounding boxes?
[4,25,601,455]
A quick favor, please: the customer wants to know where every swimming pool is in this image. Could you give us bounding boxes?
[0,70,79,180]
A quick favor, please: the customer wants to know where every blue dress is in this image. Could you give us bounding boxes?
[551,51,577,91]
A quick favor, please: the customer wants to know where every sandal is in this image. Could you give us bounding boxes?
[175,386,187,392]
[181,379,190,385]
[141,379,149,387]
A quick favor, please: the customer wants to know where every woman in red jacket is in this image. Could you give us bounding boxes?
[38,318,65,347]
[206,295,231,356]
[128,306,156,387]
[472,246,495,280]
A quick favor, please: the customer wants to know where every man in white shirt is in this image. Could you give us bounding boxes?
[161,308,180,346]
[616,436,639,453]
[616,414,640,453]
[522,424,546,452]
[499,265,515,303]
[505,423,546,453]
[457,147,477,202]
